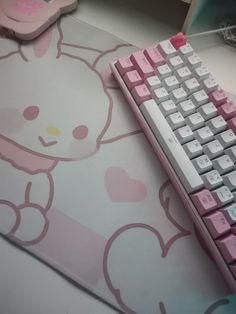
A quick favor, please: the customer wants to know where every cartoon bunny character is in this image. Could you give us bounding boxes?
[0,17,138,245]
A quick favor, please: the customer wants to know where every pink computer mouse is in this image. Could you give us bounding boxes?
[0,0,78,40]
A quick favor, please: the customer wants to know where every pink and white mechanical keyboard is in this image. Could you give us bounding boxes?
[110,32,236,292]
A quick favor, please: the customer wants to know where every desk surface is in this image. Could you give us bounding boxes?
[1,1,235,314]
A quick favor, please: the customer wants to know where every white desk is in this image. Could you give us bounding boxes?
[1,1,235,313]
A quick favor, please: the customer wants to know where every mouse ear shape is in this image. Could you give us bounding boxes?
[18,21,62,62]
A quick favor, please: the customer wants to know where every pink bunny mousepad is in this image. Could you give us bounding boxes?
[0,15,235,314]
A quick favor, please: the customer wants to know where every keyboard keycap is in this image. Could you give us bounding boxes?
[183,78,200,95]
[202,75,218,93]
[159,99,177,117]
[209,89,227,107]
[167,111,185,130]
[202,170,223,189]
[186,112,205,131]
[203,140,224,159]
[178,99,196,117]
[222,203,236,225]
[124,70,142,89]
[225,146,236,162]
[171,87,187,103]
[132,84,151,105]
[116,56,134,75]
[217,234,236,263]
[218,102,236,120]
[179,43,194,58]
[190,89,208,107]
[175,125,194,144]
[152,87,169,104]
[158,40,176,58]
[144,46,165,67]
[204,211,231,239]
[184,139,203,158]
[192,154,212,174]
[140,100,204,192]
[163,75,179,91]
[216,129,236,148]
[223,171,236,191]
[145,75,162,90]
[194,66,209,81]
[212,186,234,206]
[131,51,155,78]
[191,189,217,216]
[198,102,217,120]
[194,126,214,144]
[228,117,236,133]
[212,155,234,175]
[156,64,172,78]
[175,66,192,82]
[187,53,202,69]
[207,115,227,134]
[168,55,184,70]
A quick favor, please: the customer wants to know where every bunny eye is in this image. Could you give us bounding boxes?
[23,106,39,120]
[72,125,88,140]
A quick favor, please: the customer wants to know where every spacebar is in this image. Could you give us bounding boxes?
[140,100,204,193]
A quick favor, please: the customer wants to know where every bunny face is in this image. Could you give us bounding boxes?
[0,55,111,161]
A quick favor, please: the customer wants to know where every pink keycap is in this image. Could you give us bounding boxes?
[209,89,227,107]
[170,32,187,49]
[130,51,155,78]
[191,189,218,216]
[204,211,231,239]
[123,70,142,90]
[116,57,134,75]
[218,102,236,120]
[131,84,151,105]
[228,117,236,133]
[217,234,236,263]
[143,46,165,68]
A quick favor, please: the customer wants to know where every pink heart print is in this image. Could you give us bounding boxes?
[105,167,147,202]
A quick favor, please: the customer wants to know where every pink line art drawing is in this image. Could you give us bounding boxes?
[0,17,140,245]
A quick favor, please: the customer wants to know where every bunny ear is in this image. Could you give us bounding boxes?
[19,21,61,62]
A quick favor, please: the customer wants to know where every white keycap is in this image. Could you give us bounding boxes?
[186,112,205,130]
[222,204,236,225]
[158,40,176,58]
[163,75,179,91]
[203,140,224,159]
[168,55,184,70]
[175,66,192,82]
[192,154,212,174]
[159,99,177,117]
[198,102,217,120]
[140,100,204,193]
[202,170,223,189]
[226,146,236,162]
[184,139,203,158]
[178,99,196,117]
[216,129,236,148]
[190,89,208,107]
[182,77,200,95]
[202,75,218,93]
[206,115,227,134]
[212,155,234,174]
[175,125,194,144]
[223,171,236,191]
[167,111,185,130]
[179,43,194,58]
[187,53,202,69]
[212,186,234,206]
[152,87,169,104]
[156,64,172,78]
[171,87,187,103]
[194,126,214,144]
[146,75,162,90]
[194,66,209,81]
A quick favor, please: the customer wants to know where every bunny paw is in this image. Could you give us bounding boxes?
[0,202,49,245]
[0,201,19,235]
